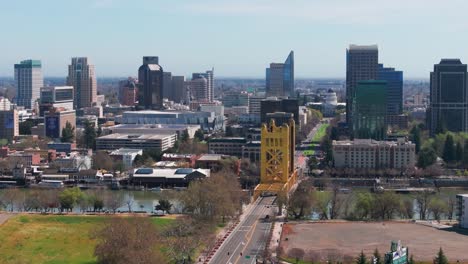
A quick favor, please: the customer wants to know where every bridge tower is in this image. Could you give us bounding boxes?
[254,118,297,199]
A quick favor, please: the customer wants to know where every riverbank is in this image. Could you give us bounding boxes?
[0,214,174,264]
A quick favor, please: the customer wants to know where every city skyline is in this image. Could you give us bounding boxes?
[2,0,468,78]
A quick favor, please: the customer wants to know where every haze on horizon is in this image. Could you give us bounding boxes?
[1,0,467,78]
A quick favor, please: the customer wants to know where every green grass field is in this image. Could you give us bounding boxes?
[0,215,173,264]
[303,123,329,156]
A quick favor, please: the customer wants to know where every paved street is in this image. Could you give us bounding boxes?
[209,196,276,264]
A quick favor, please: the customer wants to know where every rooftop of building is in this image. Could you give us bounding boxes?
[108,124,200,129]
[348,44,378,50]
[457,194,468,198]
[97,133,175,140]
[197,154,226,161]
[333,139,413,147]
[439,59,463,65]
[109,148,143,155]
[209,137,247,143]
[132,168,210,179]
[162,153,195,159]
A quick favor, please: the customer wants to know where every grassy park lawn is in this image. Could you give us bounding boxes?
[303,124,329,157]
[0,214,173,264]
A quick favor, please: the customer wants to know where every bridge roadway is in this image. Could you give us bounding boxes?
[208,196,276,264]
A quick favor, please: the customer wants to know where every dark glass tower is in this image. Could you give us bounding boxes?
[266,51,294,97]
[429,59,468,135]
[352,80,387,140]
[283,51,294,97]
[378,64,403,115]
[346,45,378,128]
[138,56,163,110]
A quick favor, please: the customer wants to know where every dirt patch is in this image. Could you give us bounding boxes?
[0,213,13,226]
[280,222,468,263]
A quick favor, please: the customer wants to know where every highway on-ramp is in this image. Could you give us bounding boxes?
[209,196,276,264]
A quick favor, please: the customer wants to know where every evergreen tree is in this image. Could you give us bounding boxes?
[417,147,437,168]
[180,130,190,142]
[433,247,448,264]
[463,140,468,168]
[456,141,463,162]
[83,120,97,150]
[410,126,421,153]
[61,121,75,143]
[194,129,204,142]
[408,255,415,264]
[356,251,367,264]
[442,134,456,162]
[373,248,382,264]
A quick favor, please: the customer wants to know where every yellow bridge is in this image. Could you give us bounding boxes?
[254,118,297,199]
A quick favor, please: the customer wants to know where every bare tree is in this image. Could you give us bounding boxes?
[329,186,344,219]
[447,196,457,221]
[92,217,164,264]
[104,191,124,213]
[288,248,305,263]
[0,188,21,212]
[415,190,434,220]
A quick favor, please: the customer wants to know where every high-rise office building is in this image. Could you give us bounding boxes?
[67,57,97,109]
[352,80,387,140]
[346,45,378,126]
[265,51,294,97]
[119,77,138,106]
[162,72,172,100]
[188,76,208,102]
[192,69,214,102]
[14,60,43,109]
[429,59,468,135]
[171,76,186,103]
[378,64,403,115]
[260,97,299,125]
[138,56,164,110]
[44,108,76,140]
[39,86,74,116]
[0,110,19,141]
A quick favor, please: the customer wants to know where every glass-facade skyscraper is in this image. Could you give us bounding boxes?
[14,60,43,109]
[429,59,468,135]
[266,51,294,97]
[378,64,403,115]
[352,80,387,140]
[346,45,378,128]
[138,56,164,110]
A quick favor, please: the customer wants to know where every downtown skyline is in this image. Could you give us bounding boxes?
[2,0,468,78]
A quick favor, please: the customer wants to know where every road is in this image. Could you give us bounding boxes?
[209,196,276,264]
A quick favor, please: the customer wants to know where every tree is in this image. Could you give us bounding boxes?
[354,192,374,220]
[417,147,437,169]
[463,140,468,168]
[93,218,164,264]
[356,251,367,264]
[83,120,97,150]
[180,130,190,142]
[372,192,401,220]
[61,121,75,143]
[155,199,172,214]
[194,129,204,142]
[19,120,34,135]
[428,197,448,221]
[93,151,114,171]
[408,255,415,264]
[59,187,84,212]
[433,248,448,264]
[415,190,433,220]
[400,198,414,219]
[373,248,382,264]
[456,142,463,162]
[442,134,456,162]
[104,191,124,213]
[410,126,421,153]
[288,248,305,264]
[288,181,314,219]
[329,186,345,219]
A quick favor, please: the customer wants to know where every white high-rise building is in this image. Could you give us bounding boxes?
[14,60,43,109]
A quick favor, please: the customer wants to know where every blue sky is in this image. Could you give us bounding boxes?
[1,0,468,78]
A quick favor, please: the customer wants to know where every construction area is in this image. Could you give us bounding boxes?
[279,222,468,263]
